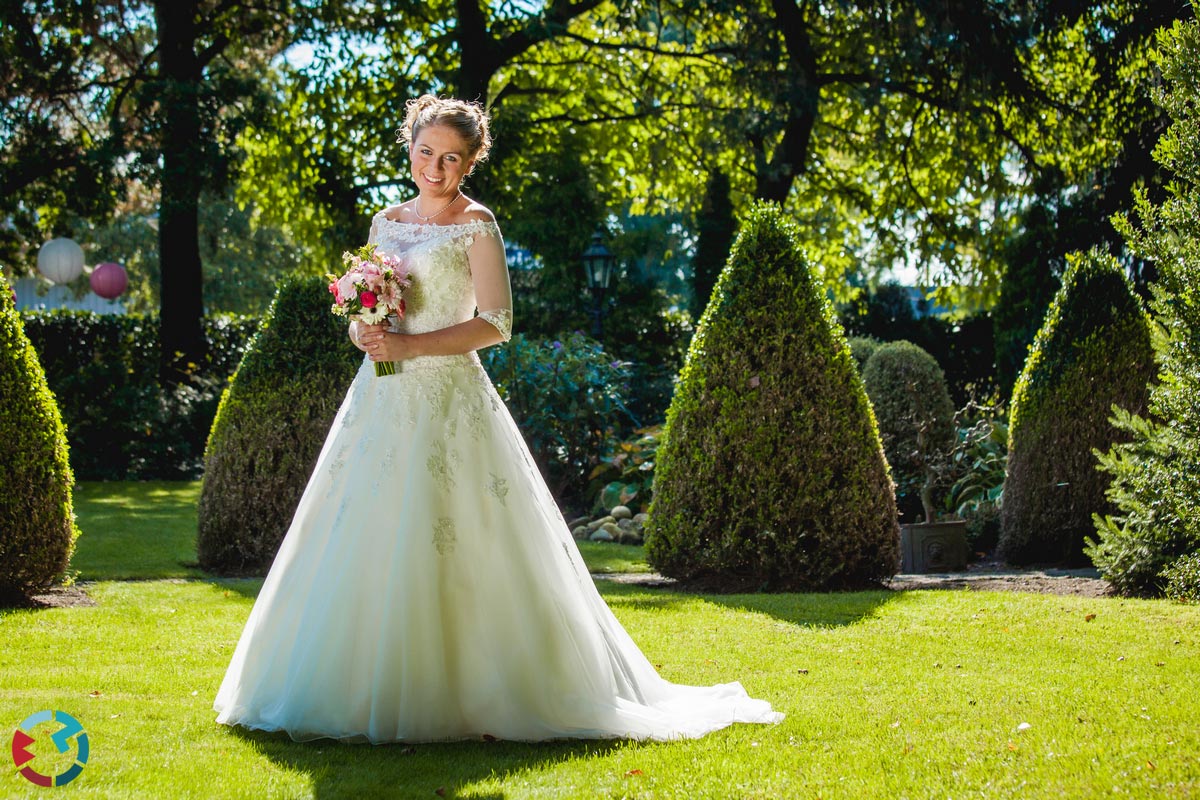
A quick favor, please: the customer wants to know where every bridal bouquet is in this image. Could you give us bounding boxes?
[327,243,412,376]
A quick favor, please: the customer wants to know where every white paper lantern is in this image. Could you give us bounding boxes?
[37,238,85,284]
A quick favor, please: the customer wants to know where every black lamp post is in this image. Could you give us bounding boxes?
[581,230,617,336]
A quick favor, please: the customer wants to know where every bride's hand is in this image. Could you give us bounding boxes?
[358,323,418,362]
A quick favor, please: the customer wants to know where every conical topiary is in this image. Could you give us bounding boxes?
[862,340,956,523]
[644,203,899,591]
[0,274,79,602]
[197,274,360,574]
[999,248,1154,565]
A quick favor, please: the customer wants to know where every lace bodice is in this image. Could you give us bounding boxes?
[368,213,513,341]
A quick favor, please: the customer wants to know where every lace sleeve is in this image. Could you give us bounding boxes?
[367,212,383,246]
[468,222,513,342]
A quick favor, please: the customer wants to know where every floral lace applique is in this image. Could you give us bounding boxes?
[427,440,461,491]
[488,473,509,506]
[433,518,457,555]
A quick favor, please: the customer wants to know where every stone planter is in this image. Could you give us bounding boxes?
[900,520,967,573]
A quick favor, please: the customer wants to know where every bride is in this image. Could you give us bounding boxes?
[213,94,783,743]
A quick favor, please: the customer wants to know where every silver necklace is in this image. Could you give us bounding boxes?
[413,191,461,222]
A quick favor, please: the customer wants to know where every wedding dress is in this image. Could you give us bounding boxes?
[212,212,783,743]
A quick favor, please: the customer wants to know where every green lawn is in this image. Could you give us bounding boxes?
[1,481,1196,798]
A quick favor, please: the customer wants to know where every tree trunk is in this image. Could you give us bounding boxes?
[154,0,206,384]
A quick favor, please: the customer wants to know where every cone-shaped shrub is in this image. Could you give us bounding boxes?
[999,249,1153,565]
[0,274,79,602]
[198,274,360,574]
[862,340,956,523]
[644,203,899,591]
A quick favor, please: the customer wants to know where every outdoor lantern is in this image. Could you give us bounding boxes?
[581,230,617,336]
[581,231,617,292]
[37,237,85,284]
[90,261,128,300]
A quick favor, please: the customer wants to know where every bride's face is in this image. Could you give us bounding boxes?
[410,124,475,199]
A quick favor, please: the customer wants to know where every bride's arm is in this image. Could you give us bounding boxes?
[360,224,512,361]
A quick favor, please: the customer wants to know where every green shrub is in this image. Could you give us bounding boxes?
[586,424,663,515]
[862,340,956,523]
[20,311,257,479]
[1088,18,1200,595]
[197,275,360,574]
[847,336,881,371]
[481,332,635,513]
[946,410,1008,555]
[644,203,899,591]
[1000,248,1154,565]
[0,275,79,602]
[1161,552,1200,604]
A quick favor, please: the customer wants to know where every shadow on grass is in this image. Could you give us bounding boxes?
[232,726,649,799]
[597,580,900,629]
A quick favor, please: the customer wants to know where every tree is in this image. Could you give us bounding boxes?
[690,169,735,319]
[1,1,299,380]
[1089,13,1200,595]
[645,203,898,591]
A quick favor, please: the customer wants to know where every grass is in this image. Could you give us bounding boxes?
[1,481,1196,798]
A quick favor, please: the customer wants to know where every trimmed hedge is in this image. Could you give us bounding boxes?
[197,275,360,574]
[20,311,257,479]
[999,249,1153,566]
[862,340,956,523]
[0,275,79,602]
[644,203,899,591]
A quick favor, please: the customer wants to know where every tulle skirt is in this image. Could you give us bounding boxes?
[213,353,783,743]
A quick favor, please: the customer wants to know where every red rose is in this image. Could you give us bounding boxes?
[360,290,377,308]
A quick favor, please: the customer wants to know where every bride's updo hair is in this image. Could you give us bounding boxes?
[398,94,492,165]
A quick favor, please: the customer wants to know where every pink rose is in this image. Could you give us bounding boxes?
[360,290,378,308]
[328,282,340,302]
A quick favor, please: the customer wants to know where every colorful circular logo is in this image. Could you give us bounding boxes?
[11,710,89,787]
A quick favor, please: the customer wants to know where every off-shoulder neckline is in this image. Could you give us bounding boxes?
[374,212,497,229]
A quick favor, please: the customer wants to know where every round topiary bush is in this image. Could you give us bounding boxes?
[999,248,1154,566]
[644,203,899,591]
[847,336,881,372]
[862,340,956,523]
[197,274,361,574]
[0,274,79,602]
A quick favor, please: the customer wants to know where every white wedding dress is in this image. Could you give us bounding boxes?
[212,212,783,743]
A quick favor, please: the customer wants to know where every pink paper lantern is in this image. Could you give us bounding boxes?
[90,261,128,300]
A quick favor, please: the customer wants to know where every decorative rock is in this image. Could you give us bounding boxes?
[633,513,649,526]
[567,516,590,530]
[589,528,614,542]
[572,526,590,540]
[617,518,634,531]
[611,505,633,520]
[601,522,622,539]
[587,515,616,533]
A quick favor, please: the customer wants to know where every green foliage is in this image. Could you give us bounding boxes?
[1089,15,1200,596]
[587,424,664,515]
[481,332,635,513]
[197,275,361,574]
[862,340,956,523]
[645,203,899,591]
[946,408,1009,555]
[846,336,881,371]
[1162,552,1200,604]
[0,274,79,602]
[21,311,258,479]
[690,170,736,318]
[1001,249,1154,566]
